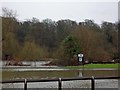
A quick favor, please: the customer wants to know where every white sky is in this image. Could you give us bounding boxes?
[0,0,119,24]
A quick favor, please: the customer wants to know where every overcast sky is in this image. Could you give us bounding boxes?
[1,0,118,24]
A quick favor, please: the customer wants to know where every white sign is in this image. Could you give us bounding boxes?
[79,58,82,62]
[78,54,83,57]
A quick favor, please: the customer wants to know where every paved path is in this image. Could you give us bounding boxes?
[2,79,118,88]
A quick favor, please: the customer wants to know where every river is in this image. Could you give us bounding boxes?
[0,61,119,89]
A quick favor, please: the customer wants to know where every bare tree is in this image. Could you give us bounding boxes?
[2,7,17,18]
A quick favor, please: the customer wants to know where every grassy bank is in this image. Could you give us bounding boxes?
[65,64,120,69]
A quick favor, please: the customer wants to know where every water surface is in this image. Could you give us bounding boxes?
[2,69,118,81]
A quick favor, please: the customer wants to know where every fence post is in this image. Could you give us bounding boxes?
[24,79,27,90]
[58,78,62,90]
[91,76,95,90]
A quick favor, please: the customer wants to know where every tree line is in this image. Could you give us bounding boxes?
[1,8,119,65]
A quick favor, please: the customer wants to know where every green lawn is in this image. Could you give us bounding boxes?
[65,64,120,69]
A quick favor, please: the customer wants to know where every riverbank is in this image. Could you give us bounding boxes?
[2,63,119,71]
[65,64,119,69]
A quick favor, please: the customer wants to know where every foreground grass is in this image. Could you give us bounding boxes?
[65,64,120,69]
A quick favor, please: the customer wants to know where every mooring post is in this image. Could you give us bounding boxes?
[58,78,62,90]
[91,76,95,90]
[24,79,27,90]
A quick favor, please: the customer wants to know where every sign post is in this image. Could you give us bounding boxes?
[78,53,84,76]
[78,53,84,65]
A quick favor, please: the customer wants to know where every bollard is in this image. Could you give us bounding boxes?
[24,79,27,90]
[91,76,95,90]
[58,78,62,90]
